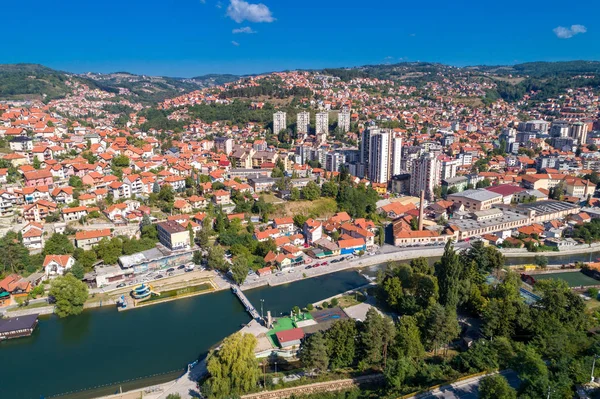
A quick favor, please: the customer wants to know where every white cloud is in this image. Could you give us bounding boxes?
[200,0,206,3]
[233,26,256,34]
[227,0,274,23]
[231,40,240,46]
[553,24,587,39]
[216,1,223,8]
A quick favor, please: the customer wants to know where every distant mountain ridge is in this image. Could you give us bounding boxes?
[1,60,599,104]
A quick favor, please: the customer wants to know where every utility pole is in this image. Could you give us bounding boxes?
[592,355,598,383]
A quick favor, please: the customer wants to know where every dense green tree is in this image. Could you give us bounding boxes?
[321,181,339,198]
[158,184,175,202]
[49,274,89,317]
[359,308,396,368]
[208,245,227,272]
[301,181,321,201]
[69,261,85,280]
[111,154,130,168]
[203,332,259,398]
[300,332,330,373]
[423,303,459,356]
[410,257,433,275]
[325,319,357,369]
[393,316,425,360]
[0,231,31,275]
[384,357,417,390]
[435,240,462,310]
[231,256,250,285]
[43,233,74,256]
[478,374,516,399]
[74,248,97,270]
[511,346,549,399]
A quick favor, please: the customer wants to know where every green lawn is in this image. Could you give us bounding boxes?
[7,301,51,312]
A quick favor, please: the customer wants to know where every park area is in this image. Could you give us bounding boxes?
[272,198,337,219]
[534,271,599,287]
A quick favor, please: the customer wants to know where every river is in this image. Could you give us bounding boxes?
[0,270,367,399]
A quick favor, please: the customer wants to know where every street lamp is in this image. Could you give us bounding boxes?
[260,299,265,320]
[591,354,599,383]
[274,361,278,376]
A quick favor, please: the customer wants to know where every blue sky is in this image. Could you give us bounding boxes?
[2,0,598,77]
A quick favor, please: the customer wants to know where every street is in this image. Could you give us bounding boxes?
[410,370,520,399]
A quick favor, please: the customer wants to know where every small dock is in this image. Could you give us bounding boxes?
[231,285,260,320]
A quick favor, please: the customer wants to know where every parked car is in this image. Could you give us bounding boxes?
[116,282,126,288]
[177,265,186,270]
[156,275,164,279]
[166,268,175,273]
[305,265,312,269]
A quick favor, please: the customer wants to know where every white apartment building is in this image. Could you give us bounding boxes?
[410,153,442,201]
[273,111,287,134]
[326,152,346,172]
[297,111,310,135]
[391,136,402,176]
[338,111,351,133]
[368,130,390,184]
[316,112,329,137]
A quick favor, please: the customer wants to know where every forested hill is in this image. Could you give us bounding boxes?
[0,64,240,104]
[1,60,600,104]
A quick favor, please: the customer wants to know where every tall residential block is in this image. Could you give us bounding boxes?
[391,136,402,176]
[273,111,287,134]
[368,130,390,184]
[297,111,310,135]
[316,112,329,137]
[410,153,442,201]
[338,111,351,133]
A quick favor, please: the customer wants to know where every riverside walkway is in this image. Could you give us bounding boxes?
[231,285,261,320]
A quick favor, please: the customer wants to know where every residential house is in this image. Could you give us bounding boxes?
[303,219,322,244]
[22,222,44,250]
[43,255,75,278]
[75,229,112,250]
[62,206,88,222]
[23,169,53,188]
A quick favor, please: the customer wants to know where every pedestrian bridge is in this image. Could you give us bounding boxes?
[231,285,260,320]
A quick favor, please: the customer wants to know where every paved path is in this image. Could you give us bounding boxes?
[408,370,520,399]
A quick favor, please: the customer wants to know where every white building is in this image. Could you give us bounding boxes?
[391,136,402,176]
[368,130,390,184]
[297,111,310,135]
[316,112,329,141]
[338,111,351,133]
[273,111,287,134]
[326,152,346,172]
[410,153,442,201]
[43,255,75,278]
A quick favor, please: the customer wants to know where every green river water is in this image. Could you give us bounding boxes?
[1,270,367,399]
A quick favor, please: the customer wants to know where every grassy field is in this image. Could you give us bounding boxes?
[336,292,367,309]
[453,96,484,107]
[272,198,337,218]
[7,301,50,312]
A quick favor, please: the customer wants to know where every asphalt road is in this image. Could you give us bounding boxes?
[411,370,520,399]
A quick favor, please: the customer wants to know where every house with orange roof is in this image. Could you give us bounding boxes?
[212,190,231,205]
[303,219,322,244]
[43,255,75,278]
[23,200,58,223]
[273,217,294,234]
[75,229,112,250]
[338,237,366,254]
[173,199,192,214]
[62,206,89,222]
[0,274,32,307]
[23,169,53,187]
[22,222,44,250]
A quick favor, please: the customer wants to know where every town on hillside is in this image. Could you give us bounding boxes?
[3,62,600,398]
